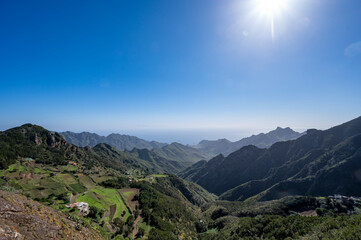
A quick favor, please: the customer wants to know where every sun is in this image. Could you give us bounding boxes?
[254,0,287,17]
[252,0,288,38]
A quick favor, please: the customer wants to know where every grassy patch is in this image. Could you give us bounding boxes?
[77,174,96,188]
[151,174,167,178]
[90,175,113,184]
[76,187,130,222]
[54,173,86,194]
[121,189,137,197]
[205,228,218,234]
[119,188,139,212]
[69,183,87,193]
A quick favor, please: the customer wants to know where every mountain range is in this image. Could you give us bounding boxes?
[61,127,304,168]
[193,127,305,156]
[0,124,215,239]
[60,131,167,151]
[181,116,361,201]
[1,117,361,239]
[128,142,209,173]
[60,131,209,171]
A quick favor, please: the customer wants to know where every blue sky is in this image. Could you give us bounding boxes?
[1,0,360,143]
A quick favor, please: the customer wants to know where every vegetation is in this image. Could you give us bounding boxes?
[194,126,304,156]
[1,121,361,239]
[199,214,361,240]
[182,116,361,201]
[60,131,166,150]
[135,182,199,239]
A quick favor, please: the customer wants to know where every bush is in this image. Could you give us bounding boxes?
[87,206,104,221]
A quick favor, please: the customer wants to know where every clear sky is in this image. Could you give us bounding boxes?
[1,0,360,143]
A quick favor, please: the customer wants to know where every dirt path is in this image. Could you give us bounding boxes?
[132,213,141,240]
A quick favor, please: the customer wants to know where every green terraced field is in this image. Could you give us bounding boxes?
[76,187,130,221]
[54,173,87,194]
[76,174,96,189]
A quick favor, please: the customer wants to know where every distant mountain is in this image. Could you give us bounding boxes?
[153,142,210,163]
[0,124,217,239]
[193,127,305,156]
[60,131,208,172]
[0,124,185,174]
[128,142,210,173]
[181,116,361,201]
[60,131,167,151]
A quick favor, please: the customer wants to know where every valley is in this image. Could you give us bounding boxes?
[0,117,361,239]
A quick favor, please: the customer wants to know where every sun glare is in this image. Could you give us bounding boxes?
[254,0,287,16]
[252,0,288,38]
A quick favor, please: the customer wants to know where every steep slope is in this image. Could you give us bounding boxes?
[153,175,217,206]
[128,148,186,173]
[193,127,304,156]
[128,143,209,173]
[0,124,218,239]
[0,190,103,240]
[182,116,361,200]
[60,131,167,150]
[60,132,207,172]
[152,142,209,164]
[0,124,180,174]
[0,124,84,169]
[180,146,267,195]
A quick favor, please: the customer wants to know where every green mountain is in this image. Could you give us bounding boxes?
[0,124,216,239]
[127,148,186,173]
[0,124,194,175]
[152,142,209,163]
[60,131,167,150]
[181,116,361,201]
[60,132,208,172]
[198,195,361,240]
[127,143,209,174]
[0,124,151,173]
[1,122,361,239]
[193,127,304,156]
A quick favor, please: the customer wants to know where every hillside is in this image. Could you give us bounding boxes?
[0,124,217,239]
[126,143,209,174]
[60,131,167,151]
[1,122,361,239]
[0,124,191,175]
[61,131,208,172]
[128,148,188,174]
[152,142,209,163]
[193,127,304,156]
[0,190,103,240]
[182,116,361,201]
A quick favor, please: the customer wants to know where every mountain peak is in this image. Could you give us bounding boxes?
[195,127,304,157]
[60,131,167,150]
[274,126,292,132]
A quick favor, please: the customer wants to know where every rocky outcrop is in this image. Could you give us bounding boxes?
[0,190,104,240]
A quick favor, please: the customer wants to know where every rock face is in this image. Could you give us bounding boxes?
[0,190,103,240]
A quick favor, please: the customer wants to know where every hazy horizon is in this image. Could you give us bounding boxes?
[59,127,304,145]
[0,121,344,145]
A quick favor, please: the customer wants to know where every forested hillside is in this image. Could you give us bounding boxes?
[182,116,361,201]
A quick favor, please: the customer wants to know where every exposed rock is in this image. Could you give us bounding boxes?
[0,191,104,240]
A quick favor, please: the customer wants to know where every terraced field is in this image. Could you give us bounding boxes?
[118,188,139,212]
[76,187,130,221]
[55,173,87,194]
